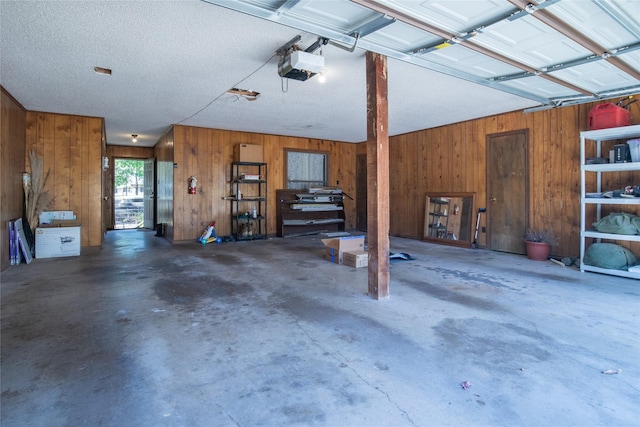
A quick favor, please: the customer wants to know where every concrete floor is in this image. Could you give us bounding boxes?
[1,230,639,426]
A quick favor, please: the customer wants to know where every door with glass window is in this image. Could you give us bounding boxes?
[144,158,155,229]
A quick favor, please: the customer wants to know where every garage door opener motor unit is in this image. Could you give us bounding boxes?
[277,35,326,81]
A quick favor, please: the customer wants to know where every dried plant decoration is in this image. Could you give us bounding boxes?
[24,149,52,233]
[523,227,557,245]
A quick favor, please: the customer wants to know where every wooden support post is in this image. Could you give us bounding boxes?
[365,51,390,300]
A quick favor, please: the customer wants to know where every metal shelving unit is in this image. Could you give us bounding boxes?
[427,197,450,239]
[230,162,267,241]
[580,124,640,279]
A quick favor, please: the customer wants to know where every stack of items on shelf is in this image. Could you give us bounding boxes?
[589,184,640,199]
[292,188,343,212]
[8,218,33,265]
[580,124,640,279]
[308,186,343,194]
[585,212,640,273]
[229,155,267,242]
[276,188,345,237]
[427,197,451,239]
[9,210,82,264]
[585,137,640,165]
[239,173,261,180]
[610,137,640,164]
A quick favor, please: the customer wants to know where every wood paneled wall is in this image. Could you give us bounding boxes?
[25,111,104,248]
[5,85,638,262]
[163,98,638,256]
[386,97,640,257]
[107,145,155,159]
[1,87,27,272]
[161,125,356,242]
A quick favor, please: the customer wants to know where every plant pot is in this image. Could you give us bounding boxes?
[524,240,551,261]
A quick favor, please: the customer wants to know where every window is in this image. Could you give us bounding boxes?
[285,149,328,189]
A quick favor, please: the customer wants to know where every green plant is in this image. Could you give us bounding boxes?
[115,159,144,196]
[523,228,557,245]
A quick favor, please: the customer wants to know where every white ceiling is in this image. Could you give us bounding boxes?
[1,0,639,147]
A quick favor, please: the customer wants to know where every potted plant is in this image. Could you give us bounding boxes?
[523,228,556,261]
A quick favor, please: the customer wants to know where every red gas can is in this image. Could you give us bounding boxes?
[588,103,631,130]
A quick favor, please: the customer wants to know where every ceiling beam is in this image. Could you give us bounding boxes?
[275,0,302,14]
[493,42,640,84]
[351,0,450,39]
[206,0,552,104]
[463,42,593,95]
[351,14,396,38]
[594,0,640,39]
[508,0,640,81]
[352,0,596,96]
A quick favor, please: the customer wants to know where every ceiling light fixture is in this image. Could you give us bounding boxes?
[317,69,327,83]
[93,66,112,75]
[131,134,138,143]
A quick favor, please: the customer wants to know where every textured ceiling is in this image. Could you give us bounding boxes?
[1,0,638,147]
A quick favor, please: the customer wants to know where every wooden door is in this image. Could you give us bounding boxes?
[356,153,367,231]
[487,130,529,254]
[143,158,155,229]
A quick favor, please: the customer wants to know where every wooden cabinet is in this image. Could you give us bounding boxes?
[580,124,640,279]
[276,189,345,237]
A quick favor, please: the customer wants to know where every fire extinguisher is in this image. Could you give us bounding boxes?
[188,176,197,194]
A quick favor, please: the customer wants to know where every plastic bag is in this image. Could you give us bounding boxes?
[592,212,640,235]
[583,243,637,270]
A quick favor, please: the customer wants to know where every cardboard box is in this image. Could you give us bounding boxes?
[343,250,368,268]
[41,220,81,227]
[325,253,339,263]
[234,144,264,163]
[322,236,365,264]
[39,211,76,224]
[35,225,81,258]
